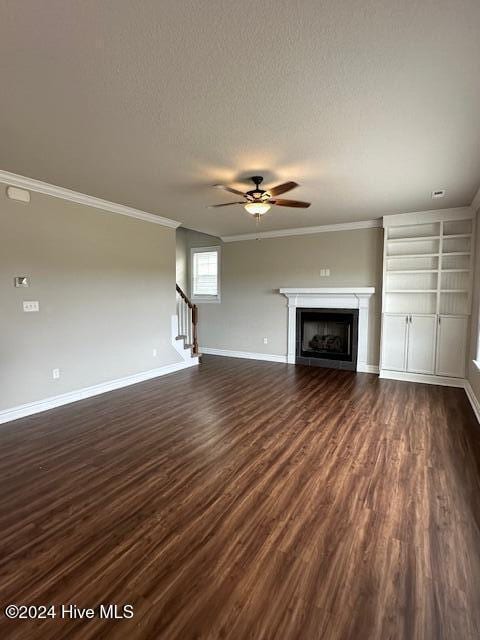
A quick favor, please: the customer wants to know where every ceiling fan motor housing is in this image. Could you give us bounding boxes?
[246,176,270,201]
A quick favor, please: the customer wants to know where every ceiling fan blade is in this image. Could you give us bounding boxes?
[268,181,299,196]
[213,184,245,197]
[271,199,311,208]
[208,201,244,208]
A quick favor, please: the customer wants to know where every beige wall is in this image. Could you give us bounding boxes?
[199,228,383,365]
[468,208,480,404]
[176,227,189,292]
[175,227,221,296]
[0,189,180,411]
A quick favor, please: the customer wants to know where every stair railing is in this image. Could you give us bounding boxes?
[176,284,199,356]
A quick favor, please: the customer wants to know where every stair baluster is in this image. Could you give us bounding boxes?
[176,284,199,356]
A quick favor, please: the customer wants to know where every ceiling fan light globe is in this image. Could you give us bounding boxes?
[244,202,271,215]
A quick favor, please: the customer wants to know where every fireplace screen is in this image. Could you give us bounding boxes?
[302,319,351,358]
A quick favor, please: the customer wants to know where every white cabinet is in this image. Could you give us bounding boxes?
[381,314,436,374]
[435,316,468,378]
[382,314,408,371]
[407,315,436,374]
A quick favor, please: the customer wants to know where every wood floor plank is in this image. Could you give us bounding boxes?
[0,356,480,639]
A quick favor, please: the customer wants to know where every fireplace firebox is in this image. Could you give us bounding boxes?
[296,308,359,370]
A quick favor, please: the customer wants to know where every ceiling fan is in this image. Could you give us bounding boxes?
[208,176,311,218]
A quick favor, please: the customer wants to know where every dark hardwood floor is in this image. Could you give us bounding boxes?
[1,356,480,640]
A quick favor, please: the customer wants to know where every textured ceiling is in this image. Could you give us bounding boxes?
[1,0,480,236]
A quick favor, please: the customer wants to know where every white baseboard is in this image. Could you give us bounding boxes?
[465,381,480,424]
[0,360,196,425]
[201,347,288,363]
[357,363,380,374]
[202,348,379,373]
[379,369,466,388]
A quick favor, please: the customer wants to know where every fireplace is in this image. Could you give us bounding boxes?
[296,308,359,370]
[279,287,375,372]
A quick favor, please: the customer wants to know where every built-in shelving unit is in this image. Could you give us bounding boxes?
[384,217,473,316]
[380,208,475,384]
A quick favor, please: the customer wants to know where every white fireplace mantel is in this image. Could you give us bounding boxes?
[279,287,375,371]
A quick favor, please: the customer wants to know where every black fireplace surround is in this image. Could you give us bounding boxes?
[296,308,359,371]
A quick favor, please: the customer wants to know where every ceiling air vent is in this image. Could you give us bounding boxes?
[431,189,446,199]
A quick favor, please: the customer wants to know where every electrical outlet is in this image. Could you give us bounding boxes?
[320,268,331,277]
[263,337,268,344]
[23,300,39,312]
[152,348,157,357]
[52,368,60,379]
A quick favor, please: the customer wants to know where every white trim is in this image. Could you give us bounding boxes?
[379,369,466,388]
[190,245,221,303]
[383,206,474,227]
[0,169,181,229]
[357,364,380,374]
[202,347,379,372]
[0,361,196,425]
[472,185,480,213]
[473,360,480,372]
[279,287,375,370]
[279,287,375,295]
[201,347,287,363]
[465,381,480,423]
[221,219,381,242]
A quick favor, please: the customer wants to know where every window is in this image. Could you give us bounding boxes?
[191,246,221,302]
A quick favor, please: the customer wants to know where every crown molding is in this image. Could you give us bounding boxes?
[383,206,474,227]
[472,184,480,213]
[220,219,381,242]
[0,169,181,229]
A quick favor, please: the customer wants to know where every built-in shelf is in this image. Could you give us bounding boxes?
[387,235,440,243]
[442,251,470,256]
[442,234,472,239]
[387,289,437,293]
[382,213,474,380]
[387,269,438,274]
[440,289,469,293]
[386,253,440,259]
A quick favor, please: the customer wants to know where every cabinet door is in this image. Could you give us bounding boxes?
[381,314,408,371]
[406,315,436,374]
[435,316,468,378]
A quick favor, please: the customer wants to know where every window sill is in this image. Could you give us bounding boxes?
[191,297,221,304]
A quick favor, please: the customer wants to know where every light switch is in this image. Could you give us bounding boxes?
[23,301,39,312]
[15,276,30,288]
